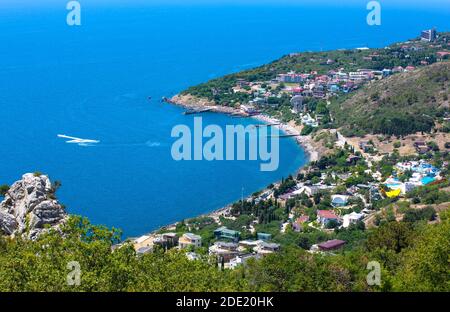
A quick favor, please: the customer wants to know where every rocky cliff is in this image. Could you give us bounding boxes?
[0,173,67,240]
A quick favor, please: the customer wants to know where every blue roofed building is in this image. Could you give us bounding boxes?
[214,226,240,242]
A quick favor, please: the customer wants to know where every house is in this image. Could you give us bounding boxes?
[392,66,404,73]
[238,240,264,251]
[331,195,350,207]
[209,242,239,262]
[302,185,321,196]
[317,239,346,251]
[437,51,450,60]
[342,212,365,228]
[349,71,369,81]
[153,232,179,249]
[317,210,340,227]
[293,215,310,232]
[278,192,295,203]
[214,226,240,242]
[178,233,202,249]
[254,242,280,255]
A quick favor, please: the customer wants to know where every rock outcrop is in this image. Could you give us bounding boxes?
[0,173,67,240]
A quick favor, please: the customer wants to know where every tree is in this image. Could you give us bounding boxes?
[392,211,450,291]
[0,184,9,197]
[366,222,414,253]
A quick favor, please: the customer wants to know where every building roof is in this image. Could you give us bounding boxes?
[318,239,346,250]
[215,226,240,235]
[317,210,339,219]
[214,241,238,249]
[331,195,349,205]
[183,233,201,240]
[296,215,310,224]
[134,235,151,244]
[259,242,280,249]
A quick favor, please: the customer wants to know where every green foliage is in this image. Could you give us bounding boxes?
[403,207,437,223]
[0,185,9,197]
[366,222,414,254]
[331,62,449,136]
[391,215,450,291]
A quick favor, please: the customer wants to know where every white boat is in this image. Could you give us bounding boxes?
[57,134,100,146]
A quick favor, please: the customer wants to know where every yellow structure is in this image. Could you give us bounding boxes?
[385,189,401,198]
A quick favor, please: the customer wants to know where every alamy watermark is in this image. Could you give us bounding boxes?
[67,261,81,286]
[366,260,381,286]
[171,117,280,172]
[67,1,81,26]
[367,1,381,26]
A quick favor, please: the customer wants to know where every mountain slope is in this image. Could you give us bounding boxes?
[330,62,450,136]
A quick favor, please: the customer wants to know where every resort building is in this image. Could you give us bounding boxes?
[238,240,264,251]
[133,235,154,253]
[214,226,240,242]
[178,233,202,249]
[208,242,239,262]
[253,242,281,255]
[421,28,437,42]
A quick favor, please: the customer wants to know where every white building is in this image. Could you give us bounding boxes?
[342,212,365,228]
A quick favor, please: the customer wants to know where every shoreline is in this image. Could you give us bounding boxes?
[170,94,320,162]
[139,94,320,238]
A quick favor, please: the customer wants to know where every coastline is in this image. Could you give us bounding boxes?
[170,94,320,162]
[141,94,319,238]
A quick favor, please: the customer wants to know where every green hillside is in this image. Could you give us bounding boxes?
[182,33,449,108]
[330,62,450,136]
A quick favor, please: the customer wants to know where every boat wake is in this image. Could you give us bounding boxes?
[57,134,100,147]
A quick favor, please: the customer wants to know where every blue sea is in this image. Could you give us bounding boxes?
[0,1,449,237]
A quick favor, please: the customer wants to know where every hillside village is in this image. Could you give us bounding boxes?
[0,28,449,292]
[122,29,450,270]
[128,136,448,269]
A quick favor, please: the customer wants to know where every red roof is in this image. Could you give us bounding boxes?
[317,210,339,219]
[296,216,309,224]
[437,51,450,57]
